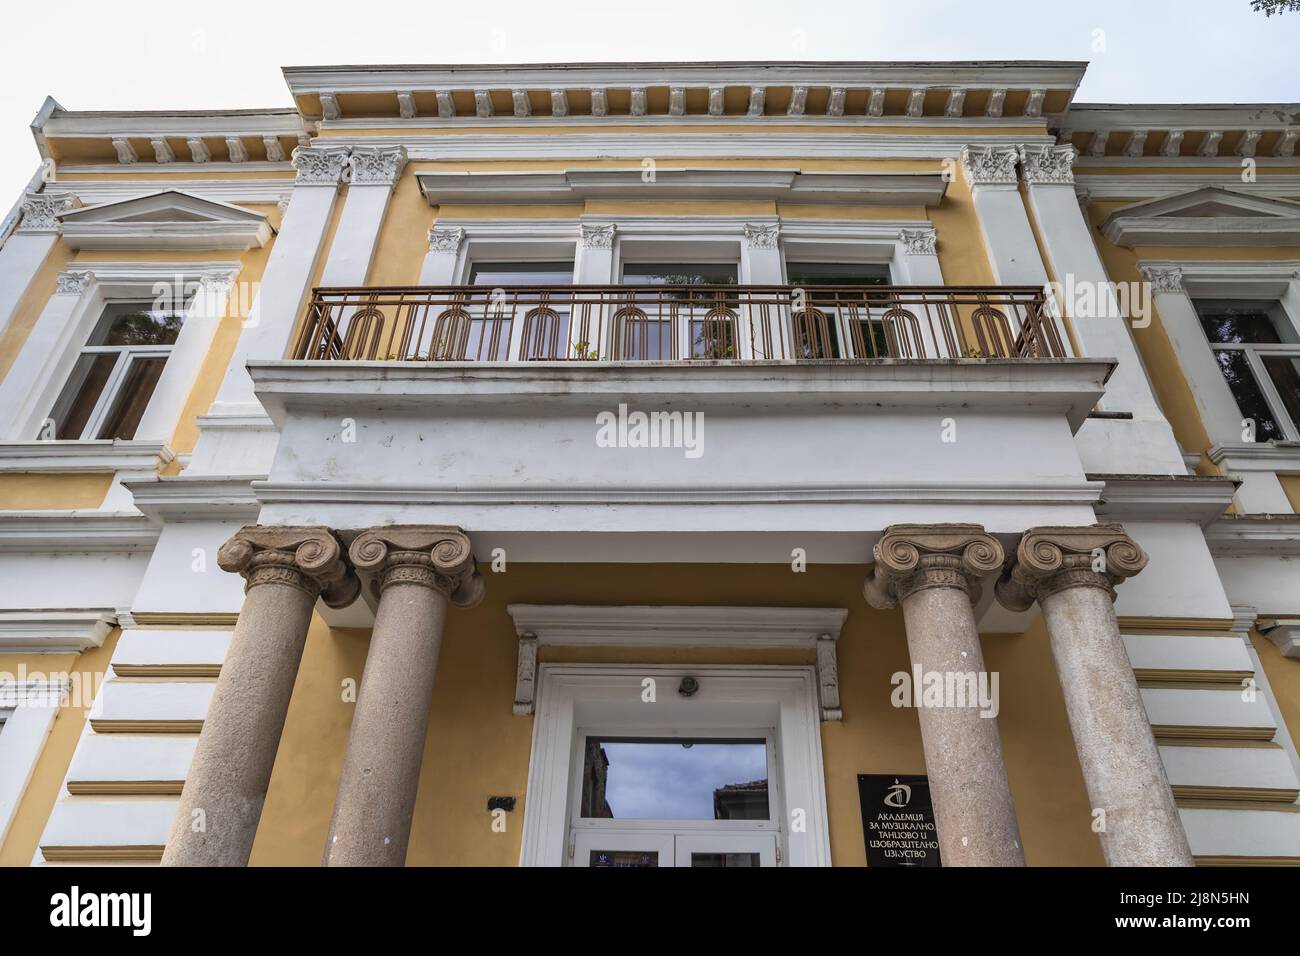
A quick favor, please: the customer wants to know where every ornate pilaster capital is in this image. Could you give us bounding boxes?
[743,222,780,249]
[291,145,351,186]
[1140,265,1184,295]
[218,526,360,608]
[995,524,1148,611]
[959,145,1020,186]
[17,192,80,234]
[1018,144,1076,185]
[899,227,938,256]
[347,145,407,186]
[427,225,465,255]
[349,525,484,607]
[54,271,92,296]
[580,222,616,249]
[864,523,1004,608]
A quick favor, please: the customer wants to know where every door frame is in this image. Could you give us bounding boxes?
[519,664,831,867]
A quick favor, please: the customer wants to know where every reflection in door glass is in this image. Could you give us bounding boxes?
[690,852,761,867]
[589,850,659,868]
[580,737,769,820]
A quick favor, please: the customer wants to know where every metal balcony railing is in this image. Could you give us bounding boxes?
[291,285,1067,363]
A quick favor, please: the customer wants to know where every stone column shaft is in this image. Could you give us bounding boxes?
[324,526,483,867]
[866,524,1025,866]
[997,525,1194,866]
[162,527,357,866]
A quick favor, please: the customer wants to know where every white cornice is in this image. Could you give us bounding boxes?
[0,610,116,653]
[0,440,175,474]
[1209,441,1300,472]
[123,475,262,522]
[317,131,1058,162]
[508,603,847,645]
[417,167,948,206]
[38,108,306,139]
[505,603,849,719]
[58,190,274,251]
[0,513,159,553]
[1089,474,1237,527]
[249,358,1113,432]
[1064,104,1300,131]
[35,179,294,206]
[1205,515,1300,556]
[1101,187,1300,247]
[1074,172,1300,200]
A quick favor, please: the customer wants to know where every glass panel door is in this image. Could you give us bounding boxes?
[574,832,674,868]
[674,833,778,867]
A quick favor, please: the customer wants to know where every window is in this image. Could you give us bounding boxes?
[619,262,738,360]
[786,262,892,359]
[46,301,184,440]
[1194,298,1300,441]
[467,261,573,360]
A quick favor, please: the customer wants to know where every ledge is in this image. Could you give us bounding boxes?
[0,609,116,652]
[1089,473,1238,527]
[0,511,160,553]
[1205,515,1300,557]
[1210,441,1300,472]
[507,604,847,720]
[249,357,1115,433]
[0,440,174,474]
[123,475,263,522]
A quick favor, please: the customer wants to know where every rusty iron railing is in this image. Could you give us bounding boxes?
[291,284,1066,363]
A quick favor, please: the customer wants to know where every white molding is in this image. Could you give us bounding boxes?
[1090,474,1237,527]
[122,475,261,522]
[416,168,947,206]
[0,677,69,849]
[0,440,174,474]
[0,610,116,652]
[1139,258,1300,298]
[518,663,833,867]
[1102,188,1300,247]
[1205,516,1300,556]
[1074,172,1300,200]
[57,190,273,251]
[1209,441,1300,473]
[1258,619,1300,660]
[507,605,847,722]
[35,179,296,206]
[0,512,160,553]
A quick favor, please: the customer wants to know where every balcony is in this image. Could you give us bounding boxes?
[291,284,1068,364]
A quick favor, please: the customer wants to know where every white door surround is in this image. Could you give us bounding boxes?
[519,663,831,867]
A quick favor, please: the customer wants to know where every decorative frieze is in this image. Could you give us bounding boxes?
[866,87,885,117]
[899,227,938,256]
[150,138,174,164]
[944,88,966,118]
[995,524,1148,610]
[217,526,359,607]
[550,89,568,118]
[319,92,342,121]
[669,86,687,116]
[786,86,807,117]
[743,222,779,249]
[1018,144,1076,185]
[225,136,248,163]
[580,223,615,249]
[511,90,531,118]
[708,86,725,116]
[1235,130,1262,158]
[111,138,137,164]
[747,86,765,117]
[1198,131,1223,157]
[348,145,408,185]
[986,88,1007,118]
[436,91,456,118]
[263,136,286,163]
[54,271,92,296]
[187,137,211,163]
[427,225,465,255]
[825,88,845,117]
[1024,89,1045,118]
[959,145,1019,185]
[474,90,494,118]
[1139,265,1184,295]
[629,88,647,117]
[17,193,79,234]
[348,525,484,606]
[905,88,926,118]
[396,91,417,119]
[590,88,608,117]
[864,523,1004,607]
[291,145,350,185]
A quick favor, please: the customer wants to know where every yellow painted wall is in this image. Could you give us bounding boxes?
[252,565,1102,866]
[0,630,119,866]
[0,473,111,510]
[1280,475,1300,513]
[0,241,74,382]
[1252,631,1300,751]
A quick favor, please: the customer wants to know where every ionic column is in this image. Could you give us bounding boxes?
[323,525,484,866]
[864,524,1025,866]
[162,526,359,866]
[996,525,1194,866]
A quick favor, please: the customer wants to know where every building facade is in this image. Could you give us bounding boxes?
[0,60,1298,867]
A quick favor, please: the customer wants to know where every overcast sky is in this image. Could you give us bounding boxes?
[1,0,1297,203]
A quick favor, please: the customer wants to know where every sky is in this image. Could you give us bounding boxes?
[0,0,1297,204]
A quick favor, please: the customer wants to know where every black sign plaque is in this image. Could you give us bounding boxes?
[857,773,942,867]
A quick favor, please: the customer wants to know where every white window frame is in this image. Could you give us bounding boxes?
[1194,297,1300,442]
[519,664,830,868]
[8,262,239,444]
[51,301,180,441]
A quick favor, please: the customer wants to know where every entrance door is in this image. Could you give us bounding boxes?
[574,832,777,868]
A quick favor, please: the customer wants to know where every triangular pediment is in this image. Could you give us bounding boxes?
[1101,186,1300,248]
[60,190,268,225]
[57,190,274,250]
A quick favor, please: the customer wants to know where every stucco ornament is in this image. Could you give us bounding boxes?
[959,145,1020,185]
[581,223,616,249]
[348,146,408,185]
[899,228,938,256]
[743,223,780,249]
[1018,144,1076,185]
[349,525,484,606]
[996,524,1148,610]
[17,192,79,234]
[217,526,360,608]
[864,523,1004,607]
[427,226,465,254]
[291,145,351,185]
